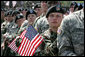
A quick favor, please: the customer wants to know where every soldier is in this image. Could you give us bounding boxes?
[15,14,28,36]
[33,1,49,34]
[1,10,19,56]
[12,10,20,19]
[57,9,84,56]
[38,5,65,56]
[69,2,78,14]
[15,10,37,56]
[1,8,5,24]
[33,1,61,34]
[15,9,37,40]
[26,9,37,25]
[33,3,42,17]
[2,10,18,41]
[1,11,8,56]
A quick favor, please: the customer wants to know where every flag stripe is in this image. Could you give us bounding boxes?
[27,33,40,56]
[18,36,26,55]
[29,35,42,56]
[21,37,29,56]
[20,37,27,56]
[28,34,41,56]
[25,40,31,56]
[24,33,39,56]
[31,36,43,56]
[8,38,18,52]
[18,26,43,56]
[23,39,30,56]
[19,30,26,38]
[18,30,27,55]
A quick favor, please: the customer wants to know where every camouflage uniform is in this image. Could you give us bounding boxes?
[17,20,28,36]
[4,20,18,41]
[33,28,58,56]
[1,21,8,56]
[40,28,58,56]
[1,21,9,43]
[13,20,28,56]
[34,15,49,34]
[57,9,84,56]
[33,14,44,27]
[1,20,18,56]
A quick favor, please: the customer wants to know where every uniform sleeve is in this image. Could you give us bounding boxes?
[57,16,77,56]
[18,26,27,36]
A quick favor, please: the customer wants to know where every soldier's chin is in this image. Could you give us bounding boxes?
[52,25,59,28]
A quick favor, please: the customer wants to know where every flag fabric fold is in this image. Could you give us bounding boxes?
[18,25,43,56]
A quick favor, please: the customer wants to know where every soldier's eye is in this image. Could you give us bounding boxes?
[49,14,54,17]
[56,15,61,18]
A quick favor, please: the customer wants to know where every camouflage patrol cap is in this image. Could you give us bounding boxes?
[70,2,77,8]
[12,10,20,16]
[46,5,64,18]
[26,9,37,20]
[15,14,24,23]
[1,8,6,11]
[7,10,13,16]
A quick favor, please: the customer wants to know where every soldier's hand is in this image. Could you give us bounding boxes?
[2,34,7,39]
[15,38,22,47]
[2,33,9,39]
[1,42,5,50]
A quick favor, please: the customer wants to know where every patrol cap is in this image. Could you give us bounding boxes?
[47,1,58,5]
[34,3,41,10]
[12,10,20,16]
[1,8,5,11]
[40,1,48,3]
[7,10,13,16]
[46,5,64,18]
[26,9,37,20]
[15,14,24,23]
[70,2,77,8]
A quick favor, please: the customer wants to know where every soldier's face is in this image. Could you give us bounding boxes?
[70,5,75,12]
[41,1,48,12]
[22,10,27,16]
[34,8,42,17]
[1,11,5,19]
[16,18,24,27]
[4,17,8,21]
[47,12,63,28]
[27,14,37,25]
[7,15,14,22]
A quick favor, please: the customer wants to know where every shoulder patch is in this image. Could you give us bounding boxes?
[57,27,62,35]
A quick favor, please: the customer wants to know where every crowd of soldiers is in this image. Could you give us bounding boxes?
[1,1,84,56]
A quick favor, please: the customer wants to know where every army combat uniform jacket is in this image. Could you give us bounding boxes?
[57,9,84,56]
[40,29,58,56]
[34,15,49,34]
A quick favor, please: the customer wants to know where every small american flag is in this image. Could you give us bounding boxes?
[18,25,43,56]
[8,38,18,53]
[8,30,27,53]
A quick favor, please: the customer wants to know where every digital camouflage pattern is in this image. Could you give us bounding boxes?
[57,9,84,56]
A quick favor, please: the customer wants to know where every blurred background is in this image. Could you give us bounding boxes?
[1,1,84,10]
